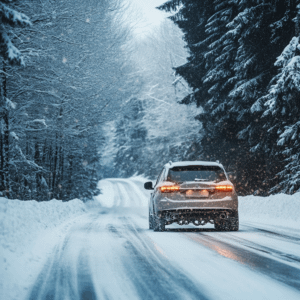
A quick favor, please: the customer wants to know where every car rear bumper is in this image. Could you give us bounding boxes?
[160,208,237,224]
[156,196,238,213]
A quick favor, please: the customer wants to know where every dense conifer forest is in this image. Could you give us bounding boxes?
[0,0,133,200]
[153,0,300,195]
[2,0,300,199]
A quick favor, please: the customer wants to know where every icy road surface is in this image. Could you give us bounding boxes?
[26,179,300,300]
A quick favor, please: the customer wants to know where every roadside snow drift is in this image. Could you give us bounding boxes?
[239,193,300,229]
[0,198,86,300]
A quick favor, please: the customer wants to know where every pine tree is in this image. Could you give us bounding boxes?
[0,0,31,196]
[1,0,134,200]
[158,0,214,107]
[159,0,299,194]
[191,0,242,190]
[212,0,297,194]
[114,98,148,177]
[0,0,31,65]
[252,2,300,193]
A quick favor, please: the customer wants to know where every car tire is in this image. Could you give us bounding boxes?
[230,212,239,231]
[153,214,165,232]
[214,222,221,231]
[215,212,239,232]
[214,220,230,231]
[149,211,154,230]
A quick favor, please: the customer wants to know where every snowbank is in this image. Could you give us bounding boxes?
[0,197,87,300]
[0,198,86,252]
[239,193,300,229]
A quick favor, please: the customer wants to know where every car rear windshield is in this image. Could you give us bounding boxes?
[167,166,227,183]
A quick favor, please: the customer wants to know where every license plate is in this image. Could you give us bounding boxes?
[186,190,209,197]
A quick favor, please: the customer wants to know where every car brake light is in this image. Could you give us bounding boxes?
[215,185,233,192]
[160,186,180,193]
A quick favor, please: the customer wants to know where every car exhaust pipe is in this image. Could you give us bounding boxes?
[193,219,208,226]
[178,219,184,226]
[219,213,227,219]
[193,220,200,226]
[178,218,190,225]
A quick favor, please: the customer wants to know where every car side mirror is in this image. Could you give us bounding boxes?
[144,181,154,190]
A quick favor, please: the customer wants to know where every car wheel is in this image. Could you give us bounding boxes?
[153,214,165,232]
[215,212,239,232]
[158,218,165,232]
[214,222,222,231]
[214,220,230,231]
[230,212,239,231]
[149,211,154,230]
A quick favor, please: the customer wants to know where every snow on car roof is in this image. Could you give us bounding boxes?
[165,161,223,169]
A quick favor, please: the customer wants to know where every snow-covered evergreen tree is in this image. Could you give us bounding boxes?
[0,0,31,65]
[0,0,31,196]
[159,0,299,194]
[218,0,297,193]
[1,0,134,200]
[158,0,214,108]
[113,98,148,177]
[252,5,300,193]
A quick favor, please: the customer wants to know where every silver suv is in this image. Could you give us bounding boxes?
[144,161,239,232]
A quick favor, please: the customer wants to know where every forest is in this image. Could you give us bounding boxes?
[155,0,300,195]
[1,0,300,199]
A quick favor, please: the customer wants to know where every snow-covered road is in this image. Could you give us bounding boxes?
[25,179,300,300]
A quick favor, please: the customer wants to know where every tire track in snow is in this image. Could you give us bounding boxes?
[212,231,300,264]
[26,214,101,300]
[115,216,210,300]
[119,181,143,207]
[112,182,124,207]
[108,179,147,207]
[185,233,300,291]
[26,208,208,300]
[116,181,136,207]
[243,224,300,244]
[120,179,149,207]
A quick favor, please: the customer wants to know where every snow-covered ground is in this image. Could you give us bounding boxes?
[1,178,300,300]
[240,193,300,229]
[0,198,87,300]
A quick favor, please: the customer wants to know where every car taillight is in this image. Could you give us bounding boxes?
[160,186,180,193]
[215,185,233,192]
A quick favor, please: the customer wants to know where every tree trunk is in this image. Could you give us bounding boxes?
[68,154,73,197]
[0,60,5,192]
[2,62,9,196]
[0,130,3,191]
[296,3,300,37]
[60,146,64,199]
[52,134,58,197]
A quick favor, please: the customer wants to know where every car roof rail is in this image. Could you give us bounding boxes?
[168,161,172,165]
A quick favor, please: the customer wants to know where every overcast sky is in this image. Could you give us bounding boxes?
[129,0,170,37]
